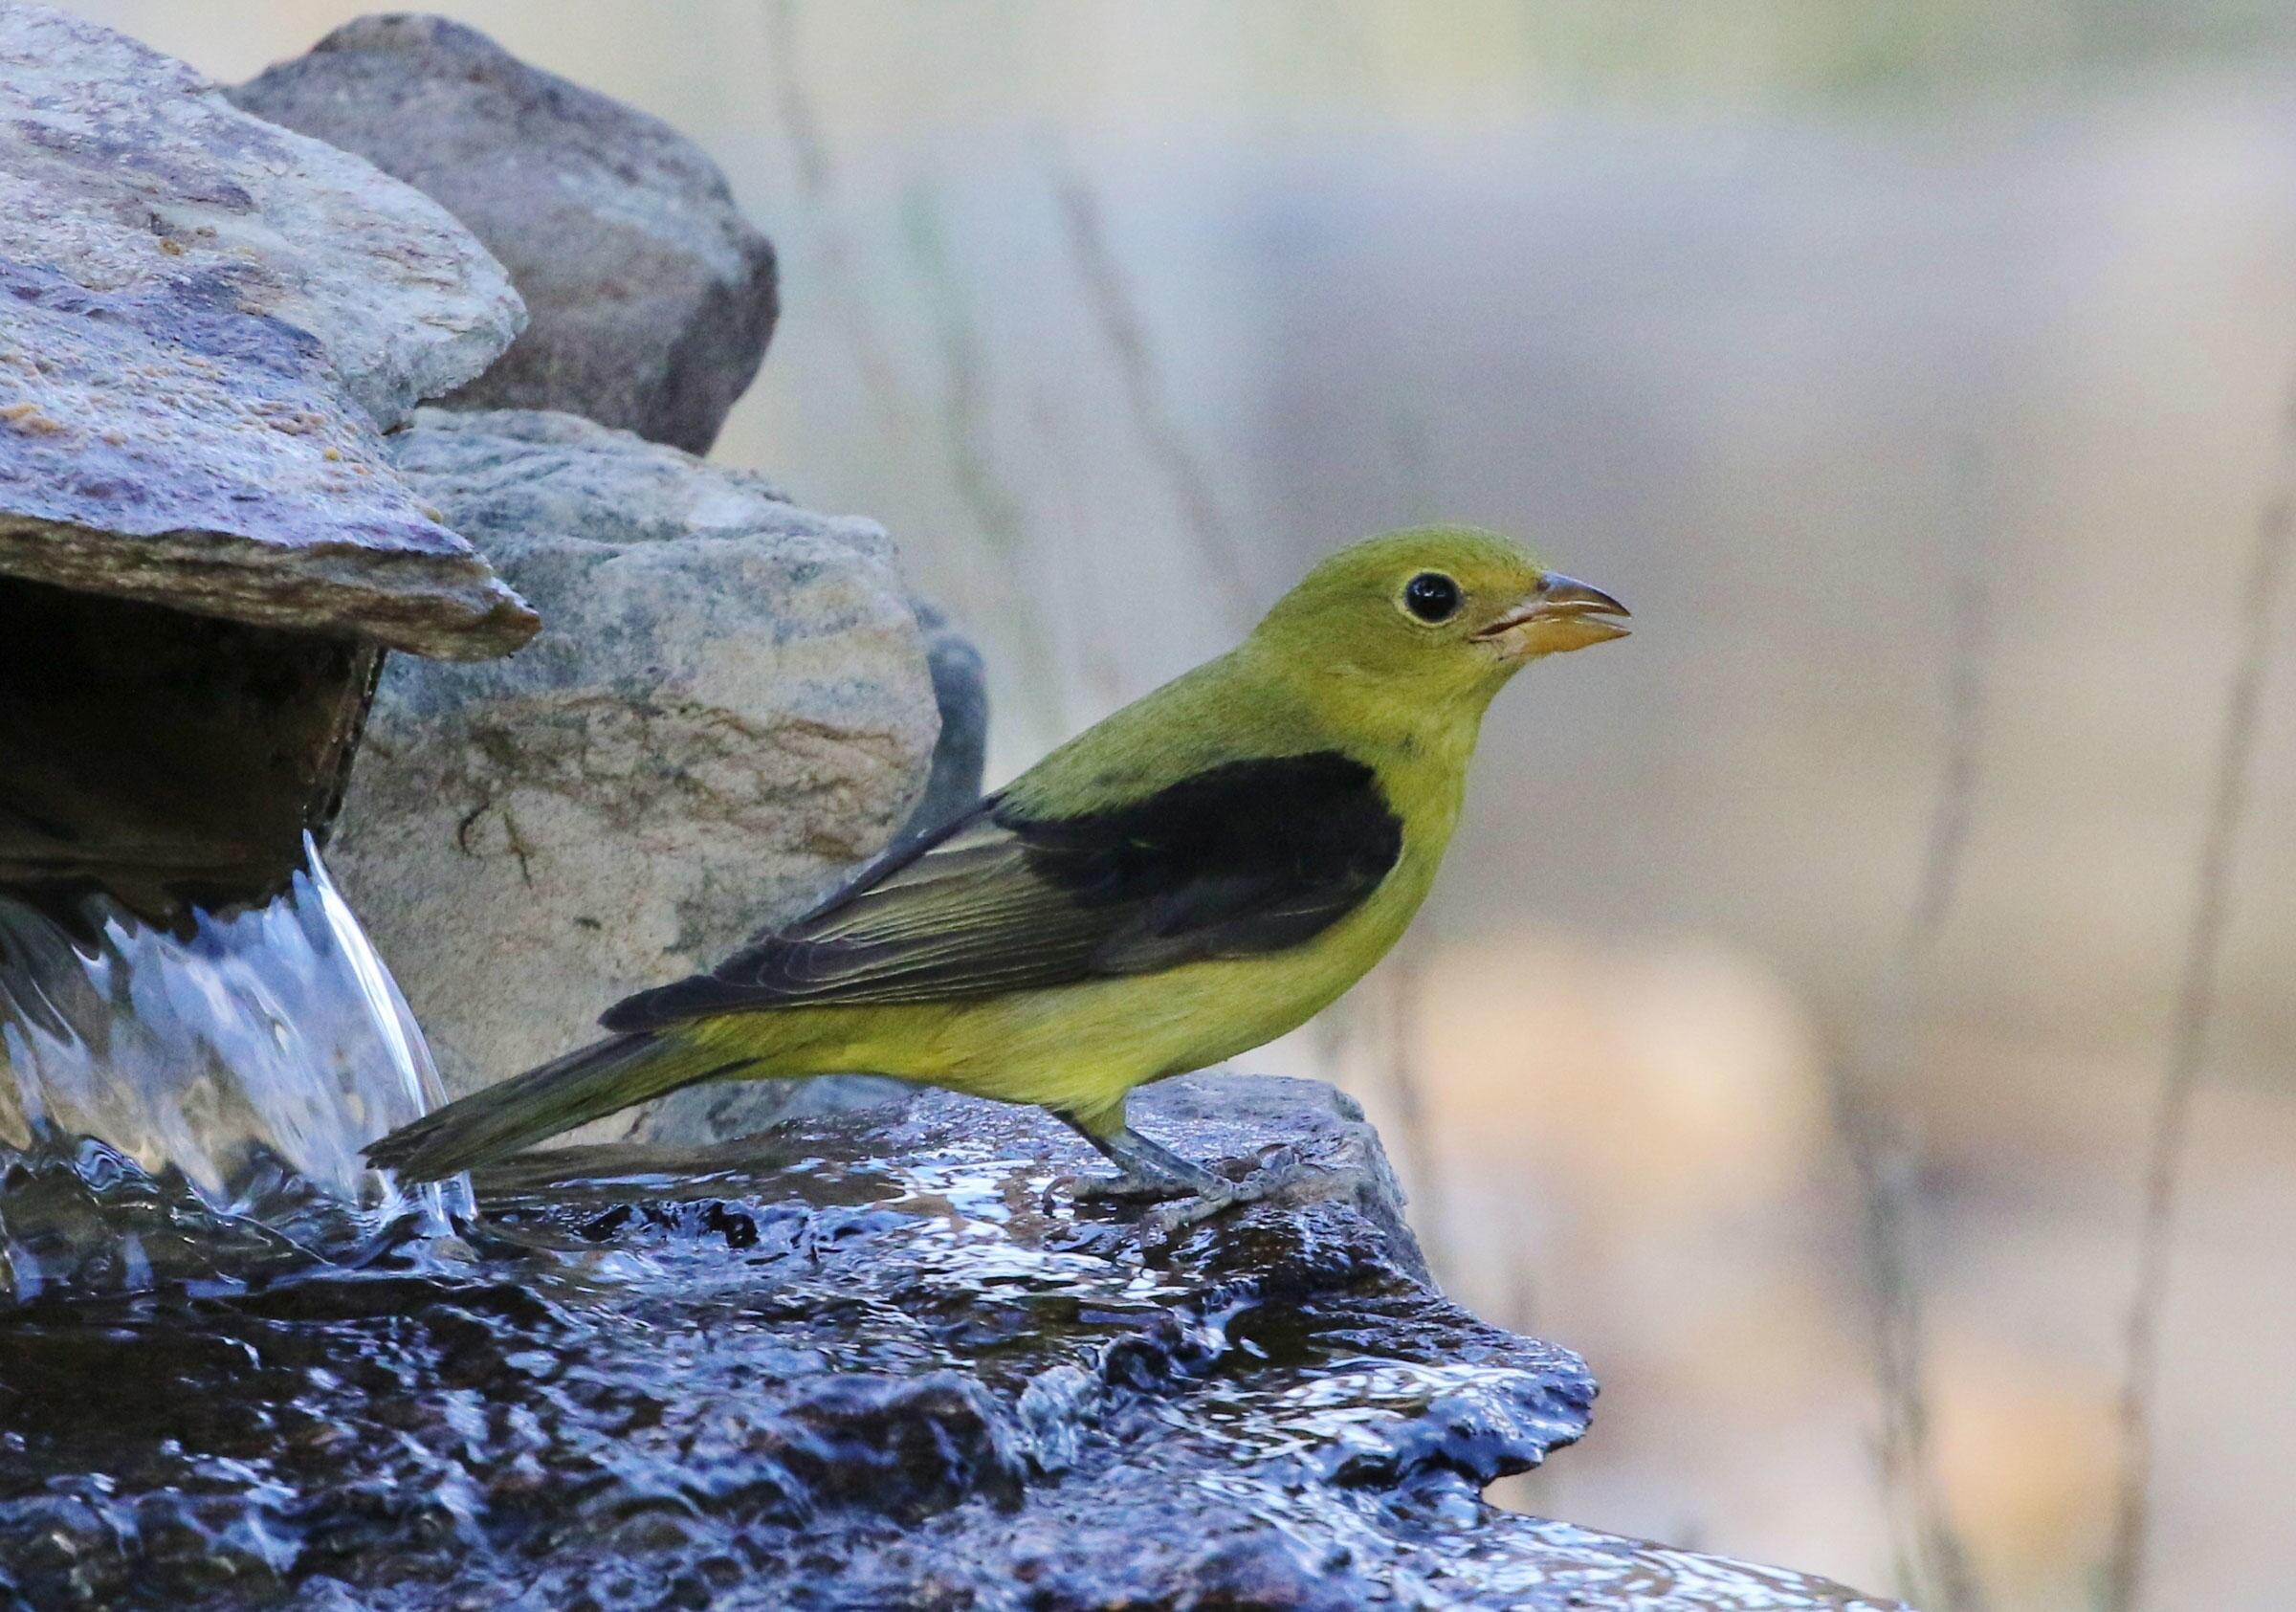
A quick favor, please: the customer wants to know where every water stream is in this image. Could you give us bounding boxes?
[0,1091,1897,1610]
[0,838,468,1299]
[0,856,1894,1607]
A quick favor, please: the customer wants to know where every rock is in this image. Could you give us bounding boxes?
[0,3,521,436]
[631,597,982,1148]
[0,262,533,660]
[232,14,780,455]
[906,599,990,836]
[629,1068,913,1151]
[0,7,535,658]
[0,580,377,913]
[0,5,537,909]
[333,409,938,1110]
[0,1072,1900,1610]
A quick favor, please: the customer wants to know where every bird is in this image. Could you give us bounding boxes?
[365,526,1628,1216]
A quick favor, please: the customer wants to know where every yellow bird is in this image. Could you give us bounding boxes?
[367,527,1628,1209]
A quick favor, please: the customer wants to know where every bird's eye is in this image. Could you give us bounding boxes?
[1402,571,1462,624]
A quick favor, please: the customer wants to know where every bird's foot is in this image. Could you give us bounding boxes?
[1059,1116,1229,1206]
[1140,1145,1317,1237]
[1057,1117,1325,1235]
[1071,1170,1199,1203]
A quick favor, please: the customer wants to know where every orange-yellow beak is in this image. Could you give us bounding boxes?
[1474,573,1631,659]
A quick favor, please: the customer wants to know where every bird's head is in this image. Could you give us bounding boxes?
[1248,525,1628,714]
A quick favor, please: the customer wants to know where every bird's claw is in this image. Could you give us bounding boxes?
[1141,1184,1241,1236]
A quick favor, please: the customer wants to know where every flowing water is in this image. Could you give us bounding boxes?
[0,1079,1899,1611]
[0,840,1895,1607]
[0,839,468,1299]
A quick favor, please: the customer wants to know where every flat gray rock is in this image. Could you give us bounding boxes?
[233,13,780,454]
[0,3,520,432]
[334,409,938,1111]
[0,4,534,658]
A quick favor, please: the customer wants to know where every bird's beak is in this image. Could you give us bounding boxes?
[1474,573,1631,659]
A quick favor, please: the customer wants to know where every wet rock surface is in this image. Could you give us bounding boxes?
[334,408,939,1115]
[233,13,780,455]
[0,1074,1898,1611]
[0,4,533,658]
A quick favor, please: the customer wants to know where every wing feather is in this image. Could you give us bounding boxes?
[598,751,1402,1032]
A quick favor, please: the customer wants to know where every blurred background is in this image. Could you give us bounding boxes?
[72,2,2296,1605]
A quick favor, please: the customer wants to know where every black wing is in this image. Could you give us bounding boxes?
[599,750,1402,1031]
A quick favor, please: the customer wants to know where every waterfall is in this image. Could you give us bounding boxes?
[0,837,469,1297]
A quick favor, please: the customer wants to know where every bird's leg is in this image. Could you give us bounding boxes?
[1058,1112,1229,1203]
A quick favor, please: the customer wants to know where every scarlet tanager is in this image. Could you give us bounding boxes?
[367,527,1628,1211]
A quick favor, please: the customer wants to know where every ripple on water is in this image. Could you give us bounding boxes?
[0,1078,1902,1610]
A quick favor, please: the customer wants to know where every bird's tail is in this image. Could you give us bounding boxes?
[364,1031,750,1182]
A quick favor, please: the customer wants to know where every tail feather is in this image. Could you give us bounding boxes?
[364,1032,749,1181]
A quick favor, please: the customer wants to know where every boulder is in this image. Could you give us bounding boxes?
[0,3,533,658]
[0,5,536,912]
[0,1071,1902,1610]
[0,4,522,434]
[0,262,532,662]
[232,14,780,455]
[333,409,938,1109]
[630,598,983,1146]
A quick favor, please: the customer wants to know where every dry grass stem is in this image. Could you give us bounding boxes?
[1379,948,1452,1276]
[1050,167,1254,628]
[2102,388,2296,1612]
[765,0,918,444]
[1827,453,1995,1612]
[899,185,1066,727]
